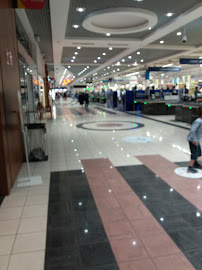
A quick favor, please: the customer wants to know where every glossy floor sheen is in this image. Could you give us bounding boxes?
[0,98,201,270]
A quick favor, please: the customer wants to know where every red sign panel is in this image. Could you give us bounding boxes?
[17,0,46,9]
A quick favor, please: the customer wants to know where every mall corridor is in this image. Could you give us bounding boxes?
[1,99,202,269]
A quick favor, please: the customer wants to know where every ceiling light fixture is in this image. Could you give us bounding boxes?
[94,60,97,63]
[97,57,101,59]
[122,59,125,62]
[148,27,152,30]
[177,32,182,36]
[77,46,81,49]
[72,56,76,59]
[160,40,164,44]
[137,52,140,55]
[68,66,71,68]
[103,53,106,55]
[109,47,113,50]
[75,52,78,55]
[140,59,144,62]
[106,33,111,36]
[71,60,74,62]
[162,63,173,67]
[166,12,173,17]
[76,7,85,12]
[117,68,120,71]
[73,25,79,28]
[128,56,132,59]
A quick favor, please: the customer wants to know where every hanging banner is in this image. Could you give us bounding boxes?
[180,58,202,65]
[13,0,46,9]
[148,67,181,72]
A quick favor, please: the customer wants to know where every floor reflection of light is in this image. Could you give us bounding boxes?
[132,241,136,246]
[197,185,201,190]
[108,189,112,193]
[53,105,57,119]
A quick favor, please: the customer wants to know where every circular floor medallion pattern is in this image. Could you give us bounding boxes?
[175,167,202,179]
[122,136,153,144]
[76,121,144,131]
[82,8,158,35]
[97,123,123,127]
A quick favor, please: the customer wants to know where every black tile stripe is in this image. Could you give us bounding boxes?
[83,108,96,115]
[117,164,202,270]
[45,170,119,270]
[94,107,117,115]
[127,112,190,130]
[70,108,83,115]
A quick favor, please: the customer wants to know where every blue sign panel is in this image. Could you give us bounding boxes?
[145,70,150,80]
[148,67,181,72]
[180,58,202,65]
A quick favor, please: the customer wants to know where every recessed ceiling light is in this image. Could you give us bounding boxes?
[87,66,89,68]
[107,66,110,69]
[103,53,106,55]
[106,33,111,36]
[137,52,140,55]
[113,70,116,72]
[140,59,144,62]
[71,60,74,62]
[135,0,143,1]
[72,56,76,59]
[97,57,101,60]
[117,68,120,71]
[166,12,173,17]
[148,27,152,30]
[76,7,85,12]
[75,52,78,55]
[68,66,71,68]
[77,46,81,49]
[109,47,113,50]
[199,57,202,59]
[94,60,97,63]
[160,40,164,44]
[133,61,138,66]
[177,32,182,36]
[73,25,79,28]
[122,59,125,62]
[128,56,132,59]
[128,64,131,67]
[161,73,165,76]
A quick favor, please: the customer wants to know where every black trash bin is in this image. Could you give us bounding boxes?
[25,123,48,162]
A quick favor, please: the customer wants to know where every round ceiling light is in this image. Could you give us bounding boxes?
[82,8,157,34]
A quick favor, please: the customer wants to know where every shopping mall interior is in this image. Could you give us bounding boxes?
[1,0,202,269]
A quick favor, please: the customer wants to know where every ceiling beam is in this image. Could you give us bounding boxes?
[143,44,195,51]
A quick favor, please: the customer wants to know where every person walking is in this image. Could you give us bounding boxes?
[187,107,202,173]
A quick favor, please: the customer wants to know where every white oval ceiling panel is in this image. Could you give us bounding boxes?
[82,8,158,35]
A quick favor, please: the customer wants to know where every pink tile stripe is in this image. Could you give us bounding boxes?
[82,158,195,270]
[137,155,202,212]
[62,107,74,120]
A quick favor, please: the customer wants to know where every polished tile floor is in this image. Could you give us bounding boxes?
[0,98,201,270]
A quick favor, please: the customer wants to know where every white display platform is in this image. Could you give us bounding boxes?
[164,95,179,101]
[175,167,202,179]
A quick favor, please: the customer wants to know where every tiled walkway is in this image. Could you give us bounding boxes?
[0,98,200,269]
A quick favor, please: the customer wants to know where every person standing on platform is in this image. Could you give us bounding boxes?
[84,92,89,108]
[187,107,202,173]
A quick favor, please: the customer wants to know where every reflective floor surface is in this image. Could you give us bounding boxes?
[0,98,201,270]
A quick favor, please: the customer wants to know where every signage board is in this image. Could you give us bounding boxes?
[180,58,202,65]
[13,0,46,9]
[148,67,181,72]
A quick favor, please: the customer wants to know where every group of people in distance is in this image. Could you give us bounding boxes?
[78,92,89,107]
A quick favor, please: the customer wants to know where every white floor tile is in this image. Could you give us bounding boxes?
[13,232,46,254]
[0,255,10,270]
[22,205,48,218]
[0,207,23,221]
[0,220,19,236]
[8,251,44,270]
[18,217,47,234]
[0,235,15,255]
